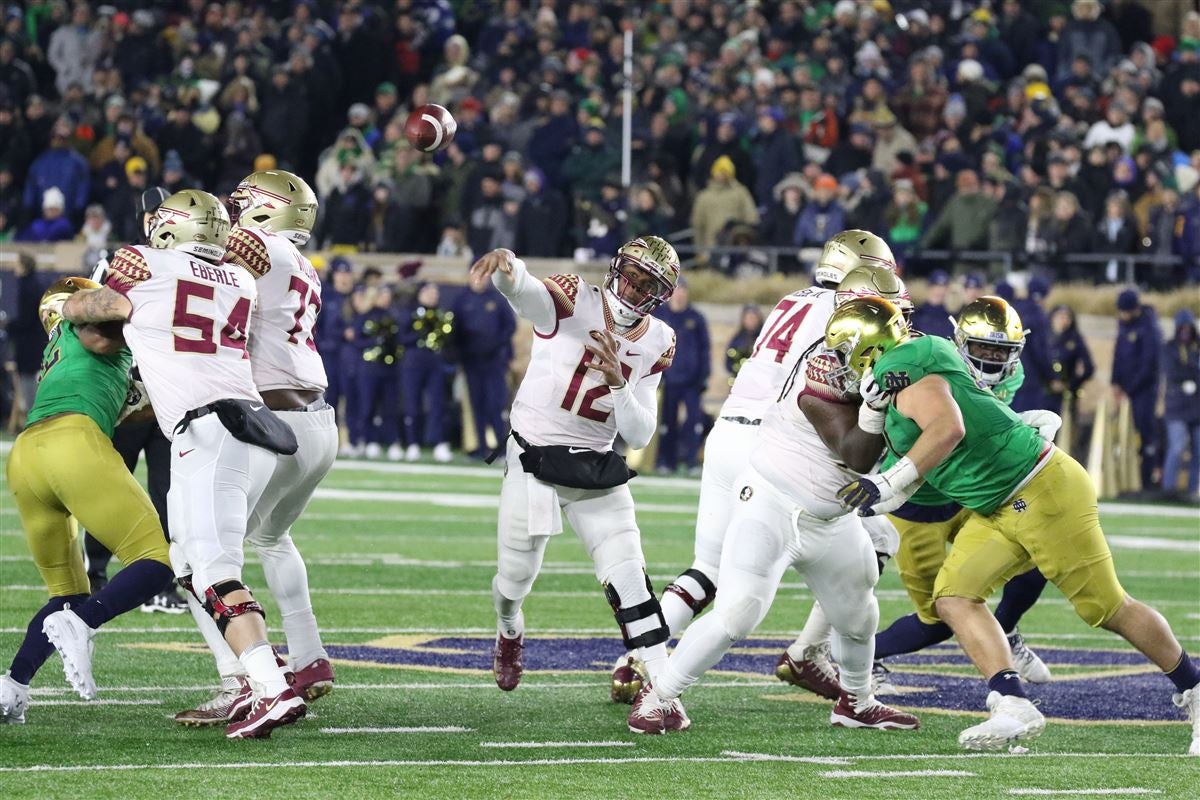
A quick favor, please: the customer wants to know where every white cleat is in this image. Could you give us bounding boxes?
[337,442,361,459]
[871,660,899,695]
[1008,628,1052,683]
[42,609,97,700]
[958,691,1045,751]
[405,444,421,462]
[1,673,30,724]
[1172,684,1200,756]
[364,442,383,459]
[386,443,404,461]
[433,442,453,463]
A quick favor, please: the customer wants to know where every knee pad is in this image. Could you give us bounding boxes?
[717,595,764,642]
[497,546,540,595]
[603,572,669,650]
[203,580,266,635]
[664,567,717,616]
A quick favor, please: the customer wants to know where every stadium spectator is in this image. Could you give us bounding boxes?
[885,178,926,266]
[1057,0,1123,83]
[1113,287,1163,491]
[22,116,87,220]
[655,281,710,476]
[725,304,764,383]
[46,5,101,97]
[1095,191,1141,282]
[563,119,619,203]
[1050,191,1093,279]
[920,169,997,260]
[793,173,844,248]
[318,258,358,435]
[1161,309,1200,500]
[16,186,71,242]
[1012,278,1058,414]
[76,203,109,266]
[1047,304,1095,429]
[452,277,515,460]
[350,285,401,460]
[691,155,758,252]
[400,282,454,463]
[626,183,672,244]
[752,106,800,207]
[515,168,568,258]
[7,253,44,425]
[909,269,954,339]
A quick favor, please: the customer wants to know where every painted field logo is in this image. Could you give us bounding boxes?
[323,636,1184,724]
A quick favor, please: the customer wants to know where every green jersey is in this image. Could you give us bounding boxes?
[876,335,1043,516]
[26,322,131,438]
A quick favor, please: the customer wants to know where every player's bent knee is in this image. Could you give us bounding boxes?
[1082,591,1129,629]
[497,546,540,591]
[203,580,266,635]
[717,595,764,642]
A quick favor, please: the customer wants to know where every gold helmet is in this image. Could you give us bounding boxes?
[952,296,1026,386]
[148,189,230,262]
[814,229,896,289]
[228,170,319,244]
[605,236,681,324]
[821,296,910,396]
[39,277,100,335]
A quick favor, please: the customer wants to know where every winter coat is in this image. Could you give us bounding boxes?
[920,193,997,251]
[793,200,846,248]
[691,180,759,248]
[1112,305,1162,397]
[1162,310,1200,423]
[515,189,568,258]
[23,147,90,215]
[752,129,801,207]
[654,304,710,389]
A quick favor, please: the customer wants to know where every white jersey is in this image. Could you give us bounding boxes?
[720,287,834,419]
[238,228,328,393]
[107,245,261,439]
[510,274,675,451]
[750,290,858,519]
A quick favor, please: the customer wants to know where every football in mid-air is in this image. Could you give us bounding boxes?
[405,103,457,152]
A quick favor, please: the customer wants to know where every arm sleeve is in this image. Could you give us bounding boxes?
[611,373,660,450]
[491,258,561,333]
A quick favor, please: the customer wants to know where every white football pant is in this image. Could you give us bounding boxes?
[654,466,881,700]
[184,407,338,677]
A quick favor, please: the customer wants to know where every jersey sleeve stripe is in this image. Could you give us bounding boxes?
[105,247,151,296]
[648,342,675,375]
[223,227,272,278]
[543,275,579,321]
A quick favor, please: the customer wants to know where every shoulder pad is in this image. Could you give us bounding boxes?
[223,227,272,279]
[106,246,152,295]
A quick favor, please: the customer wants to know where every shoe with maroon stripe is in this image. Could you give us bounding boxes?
[830,690,920,730]
[493,633,524,691]
[292,658,335,702]
[224,687,307,739]
[628,684,691,734]
[175,676,254,726]
[774,643,841,700]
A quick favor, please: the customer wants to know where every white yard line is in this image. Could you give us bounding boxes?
[30,681,782,697]
[821,769,975,778]
[1008,790,1161,796]
[33,699,161,707]
[479,741,634,749]
[320,726,472,734]
[1104,535,1198,552]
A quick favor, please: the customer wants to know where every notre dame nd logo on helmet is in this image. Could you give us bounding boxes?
[739,486,754,501]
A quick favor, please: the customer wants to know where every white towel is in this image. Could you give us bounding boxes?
[526,475,563,537]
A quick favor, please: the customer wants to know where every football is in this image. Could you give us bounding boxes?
[404,103,457,152]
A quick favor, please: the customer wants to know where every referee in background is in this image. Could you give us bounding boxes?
[84,186,186,613]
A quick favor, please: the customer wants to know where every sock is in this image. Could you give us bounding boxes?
[493,576,524,639]
[186,590,245,678]
[875,613,953,659]
[831,631,872,698]
[987,668,1027,699]
[993,568,1049,633]
[653,611,731,699]
[280,608,327,668]
[73,560,174,629]
[1165,650,1200,694]
[240,640,290,695]
[639,641,669,685]
[256,534,326,667]
[787,602,833,660]
[9,594,87,684]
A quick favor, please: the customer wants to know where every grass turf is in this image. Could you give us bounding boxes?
[1,456,1197,799]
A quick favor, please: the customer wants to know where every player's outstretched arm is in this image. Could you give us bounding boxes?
[469,248,556,331]
[62,287,133,325]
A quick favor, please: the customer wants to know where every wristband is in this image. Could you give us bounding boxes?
[882,456,920,493]
[857,403,885,434]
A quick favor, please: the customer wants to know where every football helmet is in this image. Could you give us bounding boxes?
[952,296,1026,386]
[605,236,680,326]
[39,277,101,334]
[836,265,915,324]
[821,296,910,396]
[147,189,230,262]
[814,229,896,289]
[228,170,318,245]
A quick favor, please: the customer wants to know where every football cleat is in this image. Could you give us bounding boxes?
[1,673,30,724]
[1172,684,1199,756]
[175,675,254,727]
[433,442,453,463]
[775,643,841,700]
[830,691,920,730]
[628,684,691,734]
[224,686,306,739]
[386,443,404,461]
[872,660,900,695]
[958,691,1045,750]
[42,608,96,700]
[405,444,421,462]
[292,658,335,702]
[364,442,383,459]
[1007,628,1052,683]
[139,588,189,615]
[610,655,648,704]
[493,632,524,691]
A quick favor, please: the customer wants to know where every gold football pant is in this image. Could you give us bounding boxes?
[7,413,168,597]
[890,507,973,625]
[933,448,1126,627]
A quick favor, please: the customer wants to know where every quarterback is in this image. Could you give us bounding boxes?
[831,297,1200,754]
[468,239,678,694]
[1,278,173,722]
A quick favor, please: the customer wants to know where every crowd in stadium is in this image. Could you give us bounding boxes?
[1,0,1199,284]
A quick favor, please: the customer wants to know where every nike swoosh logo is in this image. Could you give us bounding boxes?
[249,405,264,411]
[178,449,195,457]
[626,351,638,357]
[263,697,279,712]
[568,447,591,454]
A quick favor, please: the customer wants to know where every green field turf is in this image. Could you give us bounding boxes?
[1,455,1198,799]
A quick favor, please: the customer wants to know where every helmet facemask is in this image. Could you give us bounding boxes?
[604,251,676,326]
[960,337,1023,385]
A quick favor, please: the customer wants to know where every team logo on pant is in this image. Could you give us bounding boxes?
[1013,498,1028,513]
[739,486,753,501]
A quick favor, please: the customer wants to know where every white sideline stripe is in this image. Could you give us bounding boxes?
[31,681,782,697]
[320,726,471,734]
[479,741,634,749]
[312,487,695,514]
[1008,790,1161,796]
[2,752,1191,774]
[1096,502,1198,519]
[35,699,161,707]
[1105,535,1197,552]
[821,769,975,778]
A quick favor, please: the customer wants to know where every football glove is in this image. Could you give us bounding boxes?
[837,456,920,514]
[859,369,892,411]
[1018,409,1062,443]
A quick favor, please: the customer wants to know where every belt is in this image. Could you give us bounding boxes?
[174,403,216,435]
[720,415,762,426]
[276,398,331,413]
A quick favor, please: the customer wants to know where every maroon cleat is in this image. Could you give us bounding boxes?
[830,690,920,730]
[225,687,307,739]
[292,658,335,702]
[775,644,841,700]
[493,633,524,691]
[175,676,253,727]
[628,684,691,734]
